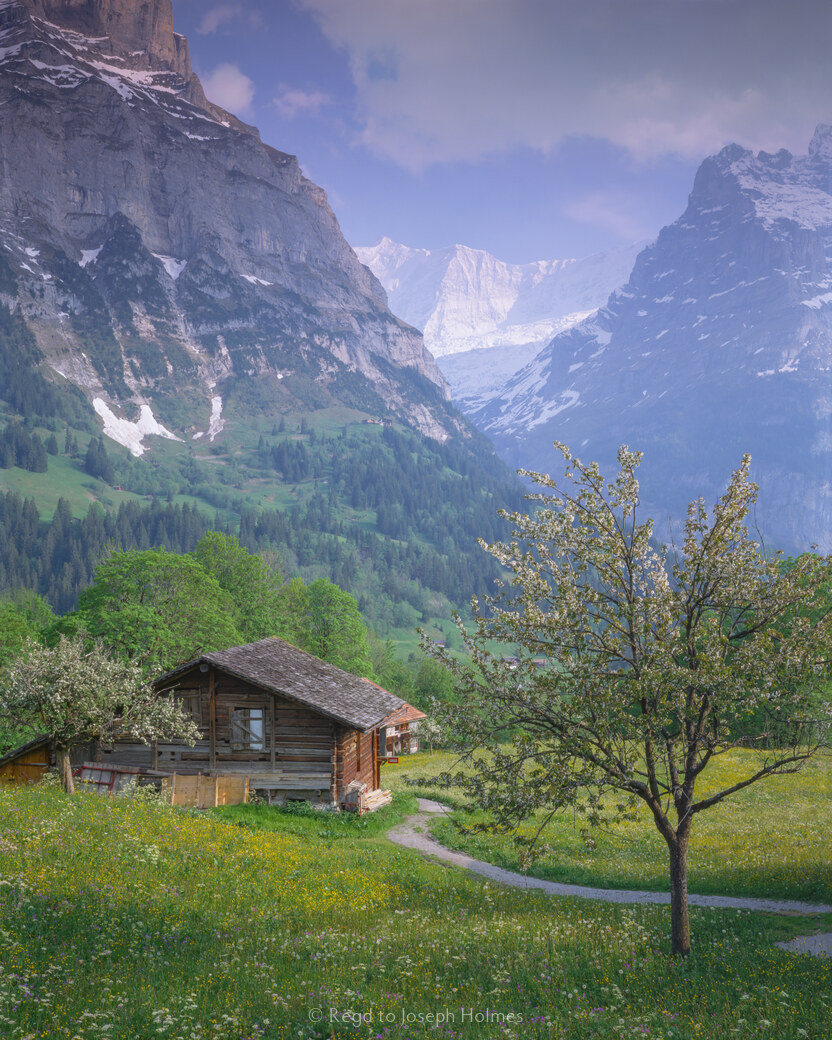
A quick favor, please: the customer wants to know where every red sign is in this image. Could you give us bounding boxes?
[384,756,399,764]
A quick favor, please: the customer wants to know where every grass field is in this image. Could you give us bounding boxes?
[0,782,830,1039]
[384,750,832,904]
[0,449,141,520]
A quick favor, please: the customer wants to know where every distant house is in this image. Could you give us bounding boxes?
[0,638,410,810]
[379,702,427,756]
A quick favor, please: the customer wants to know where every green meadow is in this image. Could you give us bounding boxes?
[0,779,830,1039]
[385,749,832,904]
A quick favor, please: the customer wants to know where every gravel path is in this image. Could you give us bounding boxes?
[387,799,832,955]
[775,934,832,957]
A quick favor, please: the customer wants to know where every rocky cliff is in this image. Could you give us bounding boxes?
[0,0,454,452]
[474,127,832,552]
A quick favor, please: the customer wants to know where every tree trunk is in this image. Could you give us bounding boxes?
[668,836,690,957]
[56,746,75,795]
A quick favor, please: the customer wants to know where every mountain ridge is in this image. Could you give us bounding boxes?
[472,126,832,552]
[357,236,643,358]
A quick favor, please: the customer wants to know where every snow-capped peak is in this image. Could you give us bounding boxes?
[356,238,644,361]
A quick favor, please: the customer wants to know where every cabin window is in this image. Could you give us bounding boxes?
[355,732,361,773]
[230,708,265,751]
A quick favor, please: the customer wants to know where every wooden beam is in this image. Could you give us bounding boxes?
[331,728,338,806]
[208,668,217,771]
[270,694,276,772]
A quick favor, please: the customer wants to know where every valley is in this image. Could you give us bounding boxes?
[0,2,831,1038]
[0,400,521,650]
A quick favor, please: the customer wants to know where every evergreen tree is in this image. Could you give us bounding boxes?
[0,425,49,473]
[84,437,114,483]
[29,434,48,473]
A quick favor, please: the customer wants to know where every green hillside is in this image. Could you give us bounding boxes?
[0,401,522,650]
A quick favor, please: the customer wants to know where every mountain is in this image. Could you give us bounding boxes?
[473,128,832,553]
[0,0,530,648]
[0,0,457,452]
[355,237,642,407]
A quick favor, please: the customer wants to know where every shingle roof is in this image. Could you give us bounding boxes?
[379,703,427,728]
[156,638,405,732]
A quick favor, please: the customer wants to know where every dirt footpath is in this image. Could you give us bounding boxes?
[386,799,832,955]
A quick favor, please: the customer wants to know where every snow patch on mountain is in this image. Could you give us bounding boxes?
[93,398,182,456]
[207,396,225,440]
[79,247,102,267]
[152,253,187,280]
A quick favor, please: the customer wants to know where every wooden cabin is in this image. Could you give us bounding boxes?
[0,638,409,810]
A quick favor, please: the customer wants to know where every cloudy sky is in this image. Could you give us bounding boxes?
[173,0,832,263]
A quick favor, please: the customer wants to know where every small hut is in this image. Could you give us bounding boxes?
[0,735,54,786]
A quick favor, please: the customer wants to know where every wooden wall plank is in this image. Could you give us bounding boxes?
[208,668,217,770]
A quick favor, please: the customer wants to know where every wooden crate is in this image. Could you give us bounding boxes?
[162,773,250,808]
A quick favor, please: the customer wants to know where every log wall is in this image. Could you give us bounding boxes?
[153,666,339,800]
[334,726,379,797]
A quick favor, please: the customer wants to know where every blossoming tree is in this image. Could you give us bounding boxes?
[429,444,832,956]
[0,635,199,793]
